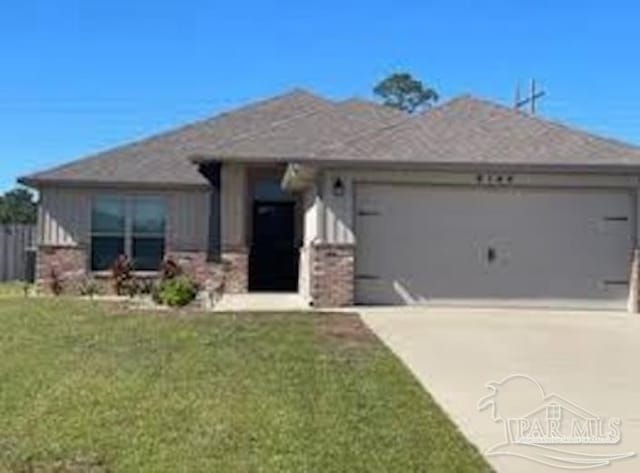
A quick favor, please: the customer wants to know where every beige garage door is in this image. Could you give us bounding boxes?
[355,184,635,309]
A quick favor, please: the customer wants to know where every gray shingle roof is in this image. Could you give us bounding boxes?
[19,89,336,187]
[20,92,640,188]
[318,95,640,168]
[188,96,406,161]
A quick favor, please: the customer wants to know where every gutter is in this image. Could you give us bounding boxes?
[17,177,211,192]
[188,152,640,175]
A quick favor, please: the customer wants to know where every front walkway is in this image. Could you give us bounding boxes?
[361,306,640,473]
[213,292,309,311]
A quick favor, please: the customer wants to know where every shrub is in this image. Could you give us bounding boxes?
[111,255,137,296]
[159,258,182,281]
[79,276,101,299]
[151,282,163,305]
[49,268,63,296]
[157,276,198,307]
[124,278,141,298]
[139,279,155,295]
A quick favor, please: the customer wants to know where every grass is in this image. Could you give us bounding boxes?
[0,282,29,298]
[0,297,492,473]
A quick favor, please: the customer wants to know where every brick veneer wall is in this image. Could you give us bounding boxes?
[36,245,249,296]
[309,243,355,307]
[37,245,87,294]
[167,248,249,294]
[166,251,225,288]
[168,248,248,294]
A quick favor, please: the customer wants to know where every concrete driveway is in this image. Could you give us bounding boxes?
[360,307,640,473]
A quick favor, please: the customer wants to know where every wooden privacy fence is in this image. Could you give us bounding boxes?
[0,224,36,282]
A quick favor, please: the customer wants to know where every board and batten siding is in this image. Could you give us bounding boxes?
[39,187,90,246]
[321,171,355,244]
[319,169,640,246]
[221,163,247,248]
[167,191,210,251]
[38,186,210,252]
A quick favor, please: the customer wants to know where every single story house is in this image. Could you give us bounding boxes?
[19,89,640,310]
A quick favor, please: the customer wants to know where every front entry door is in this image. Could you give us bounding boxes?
[250,201,298,291]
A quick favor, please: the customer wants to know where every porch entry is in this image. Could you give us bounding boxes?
[249,175,299,292]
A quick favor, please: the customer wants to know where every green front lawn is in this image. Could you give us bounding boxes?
[0,297,491,472]
[0,282,28,298]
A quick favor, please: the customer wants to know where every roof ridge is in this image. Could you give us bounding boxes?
[20,88,332,182]
[317,93,640,166]
[116,88,328,151]
[458,95,640,153]
[337,97,409,119]
[316,95,467,156]
[192,102,336,156]
[202,98,409,159]
[338,97,381,105]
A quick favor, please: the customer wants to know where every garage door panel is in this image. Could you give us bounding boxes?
[355,184,633,309]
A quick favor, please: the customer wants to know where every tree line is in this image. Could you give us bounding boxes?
[0,188,37,224]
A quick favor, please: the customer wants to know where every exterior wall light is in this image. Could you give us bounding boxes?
[332,177,345,197]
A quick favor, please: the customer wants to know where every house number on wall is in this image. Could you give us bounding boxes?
[476,174,515,186]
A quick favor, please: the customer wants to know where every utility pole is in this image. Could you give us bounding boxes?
[514,79,546,114]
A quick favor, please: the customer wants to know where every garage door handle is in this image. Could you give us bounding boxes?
[356,274,380,280]
[603,280,628,286]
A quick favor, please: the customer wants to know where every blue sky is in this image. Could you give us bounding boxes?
[2,0,640,192]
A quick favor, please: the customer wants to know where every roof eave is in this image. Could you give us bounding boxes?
[290,159,640,174]
[187,153,314,165]
[16,176,211,191]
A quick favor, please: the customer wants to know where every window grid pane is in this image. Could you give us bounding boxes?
[91,236,125,271]
[133,198,166,235]
[91,195,166,272]
[132,237,165,271]
[92,196,125,234]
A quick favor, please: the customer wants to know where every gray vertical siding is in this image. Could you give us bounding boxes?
[321,171,355,244]
[167,191,210,251]
[39,186,210,253]
[40,187,90,246]
[221,163,247,248]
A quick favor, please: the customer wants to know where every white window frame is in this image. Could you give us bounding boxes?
[90,195,167,274]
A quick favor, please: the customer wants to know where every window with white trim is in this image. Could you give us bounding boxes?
[91,196,166,271]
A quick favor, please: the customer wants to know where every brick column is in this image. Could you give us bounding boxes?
[309,243,355,307]
[222,246,249,293]
[37,245,87,294]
